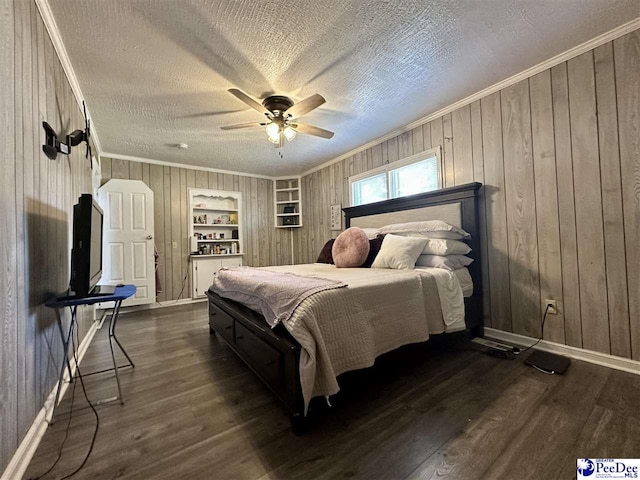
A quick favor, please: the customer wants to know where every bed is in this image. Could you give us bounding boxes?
[206,182,483,433]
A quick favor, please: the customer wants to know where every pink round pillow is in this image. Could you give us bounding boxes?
[332,227,370,268]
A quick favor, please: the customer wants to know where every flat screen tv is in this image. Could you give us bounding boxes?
[70,194,105,296]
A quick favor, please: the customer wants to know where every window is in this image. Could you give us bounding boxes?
[350,147,442,207]
[352,172,387,206]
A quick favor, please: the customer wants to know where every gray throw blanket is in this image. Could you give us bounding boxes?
[210,266,347,327]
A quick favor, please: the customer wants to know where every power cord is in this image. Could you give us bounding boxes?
[531,365,556,375]
[56,323,100,480]
[516,303,552,354]
[155,271,189,307]
[168,272,189,305]
[29,359,78,480]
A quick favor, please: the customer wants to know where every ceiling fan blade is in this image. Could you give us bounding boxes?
[181,109,243,119]
[220,121,265,130]
[227,89,270,116]
[284,94,326,119]
[291,122,334,139]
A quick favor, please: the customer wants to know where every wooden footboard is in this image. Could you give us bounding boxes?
[207,290,306,433]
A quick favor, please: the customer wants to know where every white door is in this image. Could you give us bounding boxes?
[98,179,155,306]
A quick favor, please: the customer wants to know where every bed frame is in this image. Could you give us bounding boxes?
[207,182,483,433]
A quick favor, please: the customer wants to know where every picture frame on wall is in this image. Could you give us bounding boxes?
[330,204,342,230]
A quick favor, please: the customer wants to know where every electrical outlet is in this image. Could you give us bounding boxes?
[172,242,177,249]
[545,299,558,315]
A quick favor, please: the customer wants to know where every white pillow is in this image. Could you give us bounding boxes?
[361,228,380,239]
[422,238,471,255]
[393,236,471,255]
[371,234,428,270]
[378,220,470,240]
[415,254,474,271]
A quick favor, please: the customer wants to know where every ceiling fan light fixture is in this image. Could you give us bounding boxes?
[224,89,334,145]
[266,122,280,139]
[267,133,280,144]
[283,126,297,141]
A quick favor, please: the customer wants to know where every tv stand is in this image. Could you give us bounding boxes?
[55,284,117,302]
[45,285,137,413]
[91,284,117,295]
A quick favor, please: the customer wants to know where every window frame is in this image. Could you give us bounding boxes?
[348,145,443,207]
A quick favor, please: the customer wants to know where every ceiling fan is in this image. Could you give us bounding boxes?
[221,89,335,148]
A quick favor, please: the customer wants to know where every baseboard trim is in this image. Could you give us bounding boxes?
[484,328,640,376]
[153,297,207,308]
[1,319,100,480]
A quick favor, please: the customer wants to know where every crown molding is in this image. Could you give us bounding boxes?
[34,0,103,155]
[102,152,276,180]
[272,175,302,180]
[300,18,640,178]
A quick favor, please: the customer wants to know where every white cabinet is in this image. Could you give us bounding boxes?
[192,256,242,298]
[189,188,244,298]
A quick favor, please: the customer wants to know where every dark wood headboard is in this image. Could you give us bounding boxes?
[343,182,483,334]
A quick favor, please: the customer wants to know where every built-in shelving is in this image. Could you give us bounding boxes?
[274,177,302,228]
[189,188,243,298]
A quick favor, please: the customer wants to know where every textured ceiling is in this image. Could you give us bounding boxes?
[49,0,638,176]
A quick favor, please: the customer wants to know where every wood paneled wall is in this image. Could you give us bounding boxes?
[100,158,293,301]
[1,0,95,471]
[294,30,640,361]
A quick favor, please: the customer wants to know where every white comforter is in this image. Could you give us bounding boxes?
[251,264,467,412]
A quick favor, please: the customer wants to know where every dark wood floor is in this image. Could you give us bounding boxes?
[25,303,640,480]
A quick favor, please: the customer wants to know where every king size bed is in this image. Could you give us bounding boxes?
[207,182,483,433]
